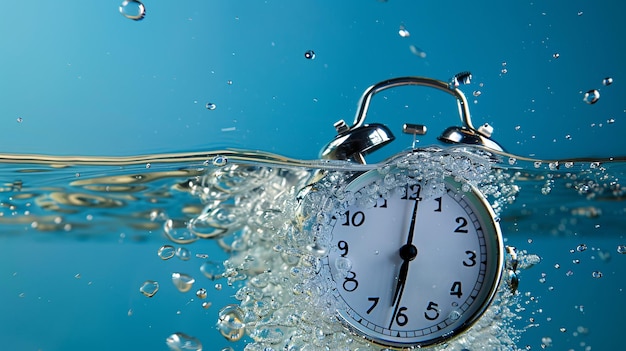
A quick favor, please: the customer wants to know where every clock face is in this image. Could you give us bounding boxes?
[323,171,503,348]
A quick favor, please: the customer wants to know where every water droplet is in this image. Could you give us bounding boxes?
[158,245,176,260]
[607,118,615,124]
[553,53,560,59]
[398,25,410,37]
[226,80,233,85]
[591,271,603,278]
[214,283,223,291]
[501,68,508,74]
[578,11,584,16]
[409,45,427,58]
[176,247,192,261]
[212,155,228,167]
[451,72,472,87]
[164,219,198,244]
[617,245,626,254]
[171,273,195,293]
[603,77,613,86]
[196,288,207,299]
[583,89,600,104]
[217,305,246,341]
[205,102,217,110]
[576,244,587,252]
[473,90,482,97]
[140,280,159,297]
[573,259,580,264]
[165,332,202,351]
[16,117,23,123]
[202,301,212,309]
[508,158,517,165]
[559,327,567,333]
[119,0,146,21]
[304,50,316,59]
[200,261,224,280]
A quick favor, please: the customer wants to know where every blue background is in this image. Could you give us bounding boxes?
[1,1,625,160]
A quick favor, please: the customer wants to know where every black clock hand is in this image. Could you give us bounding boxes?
[390,197,420,328]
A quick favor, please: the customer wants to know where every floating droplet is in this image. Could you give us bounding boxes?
[583,89,600,104]
[16,117,23,123]
[196,288,207,299]
[140,280,159,297]
[202,301,212,309]
[165,332,202,351]
[409,45,427,58]
[398,25,410,37]
[171,273,195,293]
[176,247,192,261]
[205,102,217,110]
[226,80,233,85]
[553,53,560,59]
[158,245,176,260]
[576,244,587,252]
[602,77,613,86]
[164,219,198,244]
[200,261,224,280]
[212,155,228,167]
[591,271,603,278]
[214,283,223,291]
[119,0,146,21]
[217,305,246,341]
[304,50,316,59]
[617,245,626,254]
[473,90,482,97]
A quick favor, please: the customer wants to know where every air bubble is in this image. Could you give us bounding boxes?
[583,89,600,104]
[157,245,176,260]
[139,280,159,297]
[553,53,560,59]
[217,305,246,341]
[196,288,207,299]
[398,25,410,37]
[16,117,23,123]
[409,45,427,58]
[576,244,587,252]
[206,102,217,110]
[119,0,146,21]
[591,271,603,278]
[171,272,195,293]
[473,90,482,97]
[602,77,613,86]
[617,245,626,254]
[304,50,316,60]
[176,247,192,261]
[212,155,228,167]
[165,332,202,351]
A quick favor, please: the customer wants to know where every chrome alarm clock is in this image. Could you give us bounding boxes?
[311,75,507,348]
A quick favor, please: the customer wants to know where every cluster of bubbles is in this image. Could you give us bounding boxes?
[147,147,534,350]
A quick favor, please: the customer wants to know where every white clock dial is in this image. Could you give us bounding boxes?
[323,172,503,348]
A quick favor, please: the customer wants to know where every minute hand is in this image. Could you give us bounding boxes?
[391,197,420,307]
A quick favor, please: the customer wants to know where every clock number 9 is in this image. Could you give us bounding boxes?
[338,240,349,257]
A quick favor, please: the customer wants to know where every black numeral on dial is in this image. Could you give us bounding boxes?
[424,301,439,320]
[343,271,359,292]
[342,210,365,227]
[454,216,469,233]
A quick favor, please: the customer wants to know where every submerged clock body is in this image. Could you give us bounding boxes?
[323,169,504,348]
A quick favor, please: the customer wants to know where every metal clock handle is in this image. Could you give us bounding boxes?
[320,74,506,164]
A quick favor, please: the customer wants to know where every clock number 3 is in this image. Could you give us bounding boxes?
[463,250,477,267]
